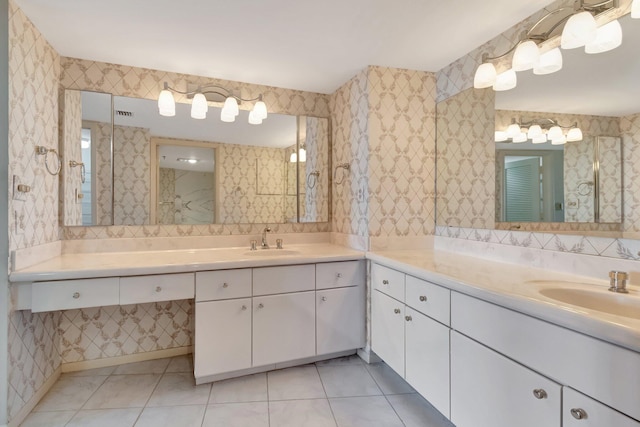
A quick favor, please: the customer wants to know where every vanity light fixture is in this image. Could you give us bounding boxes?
[289,146,307,163]
[157,82,268,124]
[633,0,640,18]
[496,118,583,145]
[177,158,199,164]
[474,0,624,91]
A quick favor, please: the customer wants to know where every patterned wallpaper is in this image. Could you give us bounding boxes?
[330,69,370,239]
[90,121,113,226]
[598,136,623,223]
[564,138,596,223]
[621,112,640,235]
[367,66,437,238]
[7,1,61,422]
[157,168,176,224]
[301,116,330,223]
[436,87,495,229]
[61,90,83,225]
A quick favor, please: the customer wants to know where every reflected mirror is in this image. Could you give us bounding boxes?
[62,92,330,226]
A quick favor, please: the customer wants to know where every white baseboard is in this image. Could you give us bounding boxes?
[61,346,192,373]
[7,366,61,427]
[357,346,381,364]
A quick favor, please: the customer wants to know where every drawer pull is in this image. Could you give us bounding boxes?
[570,408,587,420]
[155,286,162,293]
[405,315,413,322]
[222,283,229,288]
[532,389,547,399]
[241,305,247,311]
[394,308,401,314]
[258,303,264,309]
[336,273,342,279]
[382,280,389,285]
[321,296,327,301]
[419,295,427,302]
[72,292,80,299]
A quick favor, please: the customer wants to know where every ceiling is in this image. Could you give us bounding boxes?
[14,0,556,94]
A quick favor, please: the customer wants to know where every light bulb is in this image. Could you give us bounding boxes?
[493,69,517,91]
[474,63,497,89]
[561,11,597,49]
[191,93,208,119]
[633,0,640,18]
[298,148,307,162]
[506,123,521,138]
[223,97,239,116]
[220,109,235,123]
[248,110,262,125]
[585,20,622,54]
[512,40,540,71]
[551,136,567,145]
[158,89,175,117]
[495,131,508,142]
[548,126,563,140]
[512,132,528,143]
[527,125,543,139]
[533,48,563,75]
[253,100,268,120]
[566,127,583,142]
[532,135,547,144]
[290,152,297,163]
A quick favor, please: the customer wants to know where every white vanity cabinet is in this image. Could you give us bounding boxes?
[451,331,561,427]
[195,260,365,383]
[370,263,451,418]
[563,387,640,427]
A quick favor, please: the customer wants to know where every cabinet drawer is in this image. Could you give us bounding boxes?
[371,263,405,301]
[452,292,640,421]
[32,277,120,312]
[120,273,194,304]
[316,260,365,290]
[405,275,450,326]
[196,269,252,301]
[253,264,315,296]
[563,387,640,427]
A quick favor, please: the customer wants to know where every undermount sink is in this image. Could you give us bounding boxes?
[243,249,301,256]
[537,286,640,320]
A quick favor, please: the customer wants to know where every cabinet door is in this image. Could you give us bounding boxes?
[317,286,365,355]
[253,291,316,366]
[563,387,640,427]
[371,290,405,375]
[194,298,252,379]
[405,307,450,418]
[451,331,561,427]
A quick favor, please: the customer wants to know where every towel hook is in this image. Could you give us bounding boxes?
[333,162,350,185]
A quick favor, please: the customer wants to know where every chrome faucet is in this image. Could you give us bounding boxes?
[261,226,271,249]
[608,270,629,293]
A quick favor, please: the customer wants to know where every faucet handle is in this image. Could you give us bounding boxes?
[250,240,257,251]
[609,270,629,293]
[276,239,283,249]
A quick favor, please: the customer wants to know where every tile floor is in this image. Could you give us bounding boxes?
[21,354,455,427]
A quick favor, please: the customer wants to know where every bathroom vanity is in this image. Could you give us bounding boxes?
[368,250,640,427]
[9,244,366,384]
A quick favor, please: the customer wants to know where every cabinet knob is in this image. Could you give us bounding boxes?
[222,283,229,288]
[336,273,342,279]
[258,303,264,309]
[419,295,427,302]
[241,305,247,311]
[155,286,162,293]
[532,389,547,400]
[405,315,413,322]
[394,308,401,314]
[382,280,389,285]
[321,296,327,301]
[72,292,80,299]
[570,408,587,420]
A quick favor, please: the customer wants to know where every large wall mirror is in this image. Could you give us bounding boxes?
[62,92,329,226]
[437,13,639,236]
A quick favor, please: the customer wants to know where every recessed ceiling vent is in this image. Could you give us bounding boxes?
[115,110,133,117]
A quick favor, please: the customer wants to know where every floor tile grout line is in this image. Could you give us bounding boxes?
[314,364,339,427]
[383,393,408,427]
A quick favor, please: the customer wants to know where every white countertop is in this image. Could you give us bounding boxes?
[367,250,640,353]
[9,244,365,282]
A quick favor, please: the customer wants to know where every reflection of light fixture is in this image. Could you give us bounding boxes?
[474,0,620,91]
[633,0,640,18]
[289,146,307,163]
[496,118,583,144]
[177,158,199,164]
[81,138,91,149]
[157,82,268,124]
